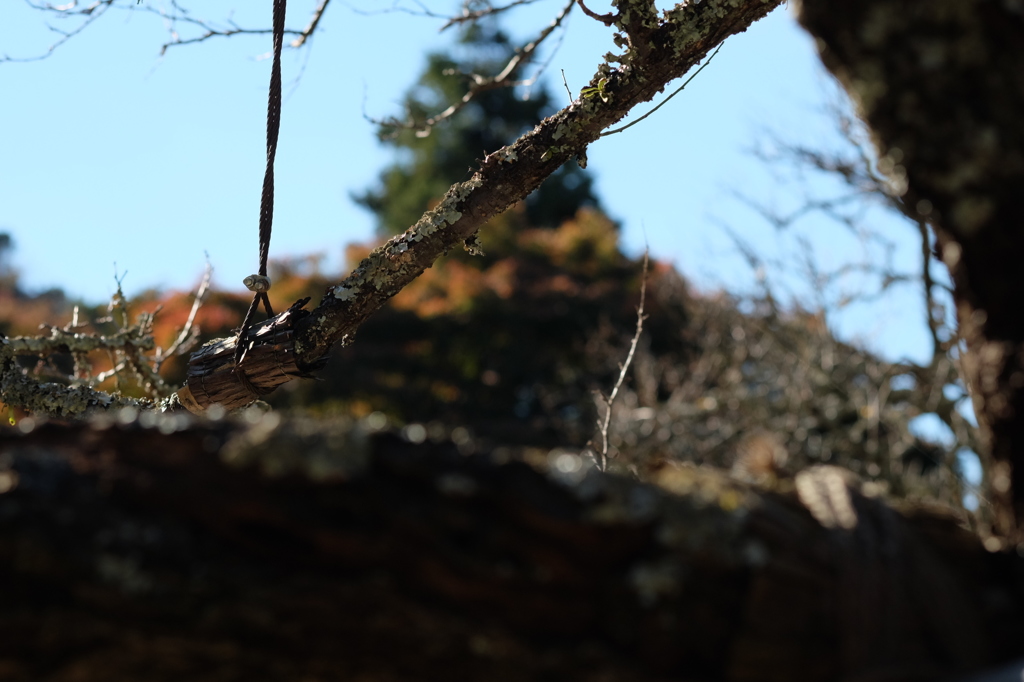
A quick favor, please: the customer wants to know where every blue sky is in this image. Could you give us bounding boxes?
[1,1,934,365]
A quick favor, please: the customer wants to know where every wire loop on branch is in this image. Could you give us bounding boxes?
[235,0,287,367]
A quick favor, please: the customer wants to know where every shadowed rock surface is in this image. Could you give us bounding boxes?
[1,413,1021,681]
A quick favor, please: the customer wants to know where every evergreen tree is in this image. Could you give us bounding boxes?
[355,24,597,236]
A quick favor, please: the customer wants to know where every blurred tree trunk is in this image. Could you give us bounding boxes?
[0,418,1021,681]
[797,0,1024,539]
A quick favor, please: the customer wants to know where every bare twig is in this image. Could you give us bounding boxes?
[339,0,440,20]
[7,0,328,62]
[601,44,722,137]
[3,0,116,63]
[4,328,154,355]
[340,0,544,32]
[440,0,544,31]
[710,94,980,515]
[156,260,213,367]
[374,0,575,137]
[291,0,331,48]
[3,260,201,404]
[0,339,153,416]
[560,69,573,104]
[729,189,875,235]
[593,250,649,471]
[122,345,174,397]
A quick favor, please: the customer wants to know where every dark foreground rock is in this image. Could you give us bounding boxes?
[0,413,1021,681]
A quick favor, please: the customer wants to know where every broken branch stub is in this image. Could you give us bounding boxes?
[176,298,328,413]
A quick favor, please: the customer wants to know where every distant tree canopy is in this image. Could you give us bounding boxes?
[354,24,597,236]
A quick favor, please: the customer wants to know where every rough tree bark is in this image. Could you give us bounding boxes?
[797,0,1024,538]
[1,415,1022,681]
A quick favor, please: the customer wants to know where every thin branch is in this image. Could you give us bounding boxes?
[493,0,573,83]
[440,0,545,31]
[594,250,649,471]
[730,189,875,234]
[4,327,154,355]
[519,12,571,98]
[339,0,444,21]
[375,0,575,136]
[123,345,175,397]
[2,0,115,63]
[560,69,573,104]
[0,338,154,417]
[601,44,722,136]
[156,260,213,367]
[7,0,326,62]
[291,0,331,48]
[153,19,303,56]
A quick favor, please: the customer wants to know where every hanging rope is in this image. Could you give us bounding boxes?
[236,0,287,366]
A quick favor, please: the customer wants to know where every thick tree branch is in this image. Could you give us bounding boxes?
[6,0,784,417]
[9,0,783,418]
[173,0,782,413]
[292,0,784,365]
[0,339,153,417]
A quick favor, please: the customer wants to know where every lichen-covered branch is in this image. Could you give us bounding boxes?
[0,272,211,417]
[797,0,1024,537]
[10,0,783,414]
[293,0,784,363]
[4,326,154,355]
[0,339,152,417]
